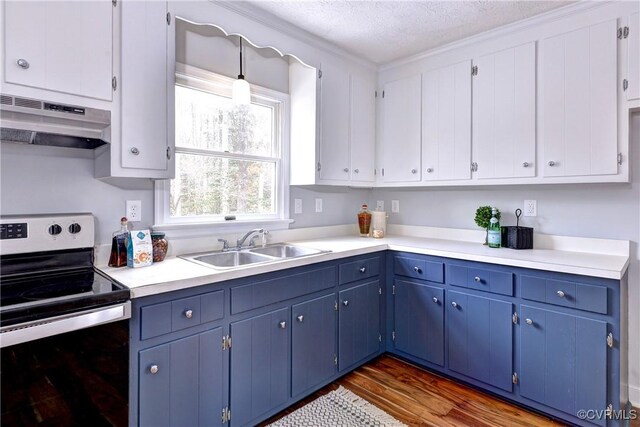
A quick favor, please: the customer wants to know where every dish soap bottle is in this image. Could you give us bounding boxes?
[108,217,129,267]
[487,207,501,248]
[357,204,372,237]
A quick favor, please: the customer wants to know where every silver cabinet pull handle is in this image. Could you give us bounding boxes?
[342,300,349,307]
[343,168,349,173]
[359,267,366,273]
[17,59,30,69]
[184,309,193,319]
[451,302,458,308]
[354,168,359,173]
[522,162,529,168]
[411,169,417,174]
[426,168,433,173]
[548,160,556,166]
[279,321,286,329]
[297,315,304,323]
[556,290,565,298]
[432,297,439,304]
[149,365,159,374]
[130,147,140,155]
[525,318,533,325]
[474,276,481,282]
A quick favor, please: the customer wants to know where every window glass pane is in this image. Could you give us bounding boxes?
[170,153,276,217]
[175,85,274,157]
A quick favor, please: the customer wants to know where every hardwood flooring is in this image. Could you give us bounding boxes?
[264,355,619,426]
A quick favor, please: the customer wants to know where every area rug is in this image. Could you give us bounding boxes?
[267,386,408,427]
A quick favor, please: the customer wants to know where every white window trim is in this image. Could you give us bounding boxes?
[154,63,291,237]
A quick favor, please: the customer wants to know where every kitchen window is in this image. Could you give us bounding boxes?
[155,64,290,233]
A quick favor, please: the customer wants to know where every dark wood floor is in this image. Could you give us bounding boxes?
[264,355,639,427]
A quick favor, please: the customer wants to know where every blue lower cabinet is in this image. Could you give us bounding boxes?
[292,294,337,397]
[393,279,444,366]
[230,307,290,426]
[520,305,608,426]
[338,280,381,371]
[138,327,224,427]
[447,290,514,392]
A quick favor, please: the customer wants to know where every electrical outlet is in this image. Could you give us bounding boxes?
[315,198,323,213]
[126,200,142,222]
[524,200,537,217]
[294,199,303,214]
[391,200,400,213]
[376,200,385,211]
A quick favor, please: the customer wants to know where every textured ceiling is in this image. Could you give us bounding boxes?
[244,1,575,64]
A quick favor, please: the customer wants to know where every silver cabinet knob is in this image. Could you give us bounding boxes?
[359,267,366,273]
[451,301,458,308]
[354,168,359,174]
[548,160,556,166]
[149,365,159,374]
[343,168,349,173]
[130,147,140,155]
[413,266,422,273]
[411,169,417,174]
[525,318,533,325]
[522,162,530,168]
[342,300,349,307]
[17,59,30,69]
[184,309,193,319]
[432,297,439,304]
[426,168,433,173]
[297,315,304,323]
[556,290,565,298]
[279,321,287,329]
[474,276,481,283]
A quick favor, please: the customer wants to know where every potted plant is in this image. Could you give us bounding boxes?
[475,206,500,245]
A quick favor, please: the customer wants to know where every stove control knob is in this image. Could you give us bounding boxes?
[48,224,62,236]
[68,223,82,234]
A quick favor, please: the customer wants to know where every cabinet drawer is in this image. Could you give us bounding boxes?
[231,266,335,314]
[521,275,607,314]
[339,257,379,285]
[140,290,225,339]
[394,256,444,283]
[447,264,513,296]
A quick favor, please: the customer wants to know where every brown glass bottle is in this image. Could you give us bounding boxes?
[357,204,372,237]
[108,217,129,267]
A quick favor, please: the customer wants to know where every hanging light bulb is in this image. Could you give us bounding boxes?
[232,36,251,105]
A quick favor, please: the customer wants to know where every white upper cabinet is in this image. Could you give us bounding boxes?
[380,74,422,183]
[627,12,640,102]
[349,72,376,183]
[318,61,351,182]
[3,1,113,101]
[541,19,618,178]
[474,42,536,179]
[422,60,472,182]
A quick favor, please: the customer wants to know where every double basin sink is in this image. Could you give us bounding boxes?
[181,244,329,270]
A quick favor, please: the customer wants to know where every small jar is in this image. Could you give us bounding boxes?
[372,227,384,239]
[151,232,168,262]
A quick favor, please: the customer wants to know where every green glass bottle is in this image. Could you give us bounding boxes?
[487,207,501,248]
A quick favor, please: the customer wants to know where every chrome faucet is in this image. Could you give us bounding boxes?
[236,228,264,249]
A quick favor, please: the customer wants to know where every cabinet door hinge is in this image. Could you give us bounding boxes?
[112,76,117,91]
[166,146,171,160]
[334,354,338,365]
[606,404,613,419]
[392,285,395,295]
[222,335,232,350]
[375,90,378,98]
[607,332,614,348]
[317,162,321,172]
[618,27,624,39]
[379,333,382,342]
[512,372,518,384]
[392,331,396,341]
[618,153,623,165]
[334,300,338,311]
[471,162,478,172]
[512,312,519,324]
[624,26,630,39]
[379,287,382,295]
[318,69,322,79]
[112,0,117,6]
[221,407,231,423]
[382,90,385,98]
[166,12,171,25]
[472,65,478,76]
[381,168,385,177]
[623,79,629,91]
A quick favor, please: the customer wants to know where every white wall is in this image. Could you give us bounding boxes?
[289,186,370,229]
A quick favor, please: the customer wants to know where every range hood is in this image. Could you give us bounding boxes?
[0,94,110,149]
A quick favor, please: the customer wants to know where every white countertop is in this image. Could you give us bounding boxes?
[97,233,630,299]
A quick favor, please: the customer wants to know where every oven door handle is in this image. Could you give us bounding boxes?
[0,302,131,348]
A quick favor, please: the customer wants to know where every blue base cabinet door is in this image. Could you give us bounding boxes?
[520,305,608,426]
[338,280,381,371]
[138,327,224,427]
[292,294,337,397]
[447,291,513,391]
[393,279,444,366]
[230,307,290,427]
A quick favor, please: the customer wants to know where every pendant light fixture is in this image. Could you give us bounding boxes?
[232,36,251,105]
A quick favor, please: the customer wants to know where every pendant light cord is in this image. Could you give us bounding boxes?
[239,37,244,78]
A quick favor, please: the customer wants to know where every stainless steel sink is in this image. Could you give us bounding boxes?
[248,244,324,258]
[180,244,329,270]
